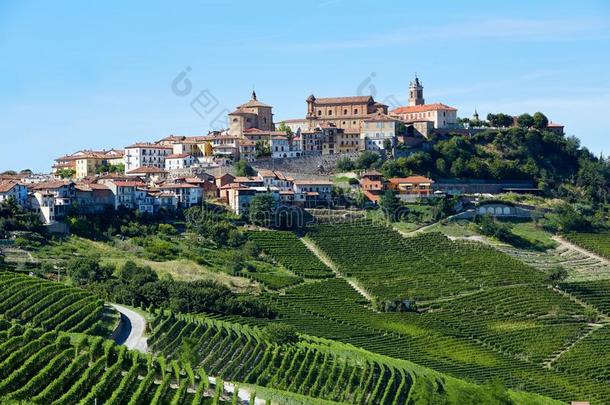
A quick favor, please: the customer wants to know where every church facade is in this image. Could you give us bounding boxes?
[305,95,388,132]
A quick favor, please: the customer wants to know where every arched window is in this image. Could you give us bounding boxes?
[354,109,358,114]
[318,110,322,116]
[328,110,332,115]
[232,118,238,122]
[344,109,348,115]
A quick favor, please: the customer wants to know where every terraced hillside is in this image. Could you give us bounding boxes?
[147,311,558,405]
[498,240,610,281]
[0,271,112,335]
[270,223,610,403]
[564,231,610,260]
[248,231,334,279]
[307,222,545,301]
[0,320,245,404]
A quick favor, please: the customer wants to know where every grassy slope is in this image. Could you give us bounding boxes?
[34,236,260,293]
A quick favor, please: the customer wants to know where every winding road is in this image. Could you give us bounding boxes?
[111,304,148,353]
[110,304,265,404]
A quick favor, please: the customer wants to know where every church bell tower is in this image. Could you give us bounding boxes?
[408,75,424,106]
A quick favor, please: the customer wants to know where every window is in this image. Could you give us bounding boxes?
[343,109,348,115]
[354,109,358,114]
[328,110,332,116]
[318,110,322,116]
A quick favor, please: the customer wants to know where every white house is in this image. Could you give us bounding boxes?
[124,143,173,173]
[270,136,302,158]
[158,183,203,208]
[292,180,332,207]
[164,154,196,170]
[0,181,28,206]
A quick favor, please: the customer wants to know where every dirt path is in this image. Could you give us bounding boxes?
[111,304,148,353]
[552,235,610,266]
[300,236,372,302]
[543,324,605,368]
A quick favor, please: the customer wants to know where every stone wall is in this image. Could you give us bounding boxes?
[252,153,360,178]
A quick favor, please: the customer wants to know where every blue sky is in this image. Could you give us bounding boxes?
[1,0,609,172]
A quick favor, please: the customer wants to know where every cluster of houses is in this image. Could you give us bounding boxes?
[0,168,334,227]
[50,76,465,183]
[0,76,556,229]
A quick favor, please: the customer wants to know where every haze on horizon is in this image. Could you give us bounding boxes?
[1,0,609,172]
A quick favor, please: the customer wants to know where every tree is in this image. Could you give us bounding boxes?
[336,157,355,172]
[379,190,400,221]
[234,159,255,177]
[547,266,568,284]
[57,168,76,179]
[516,113,534,128]
[248,193,275,227]
[356,151,380,170]
[69,255,113,285]
[383,138,393,151]
[532,112,549,129]
[264,323,299,345]
[276,122,294,138]
[487,113,513,128]
[254,141,271,158]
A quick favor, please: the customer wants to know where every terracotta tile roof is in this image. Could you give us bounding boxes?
[30,181,72,190]
[293,179,333,186]
[257,169,276,177]
[238,98,272,108]
[0,181,19,193]
[159,183,198,189]
[391,103,457,114]
[126,166,167,174]
[125,142,173,149]
[313,96,373,105]
[243,128,265,133]
[228,108,257,116]
[234,176,262,183]
[220,183,249,190]
[389,176,434,184]
[114,181,145,187]
[157,135,186,142]
[166,153,193,159]
[364,112,399,122]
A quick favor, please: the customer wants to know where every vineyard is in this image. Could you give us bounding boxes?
[0,271,111,335]
[0,320,251,404]
[147,311,555,405]
[560,280,610,315]
[564,231,610,259]
[554,325,610,381]
[248,231,334,279]
[306,222,545,301]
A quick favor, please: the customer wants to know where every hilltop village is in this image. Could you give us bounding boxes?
[0,76,566,228]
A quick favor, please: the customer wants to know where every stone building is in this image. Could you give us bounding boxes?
[305,95,388,132]
[229,91,274,136]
